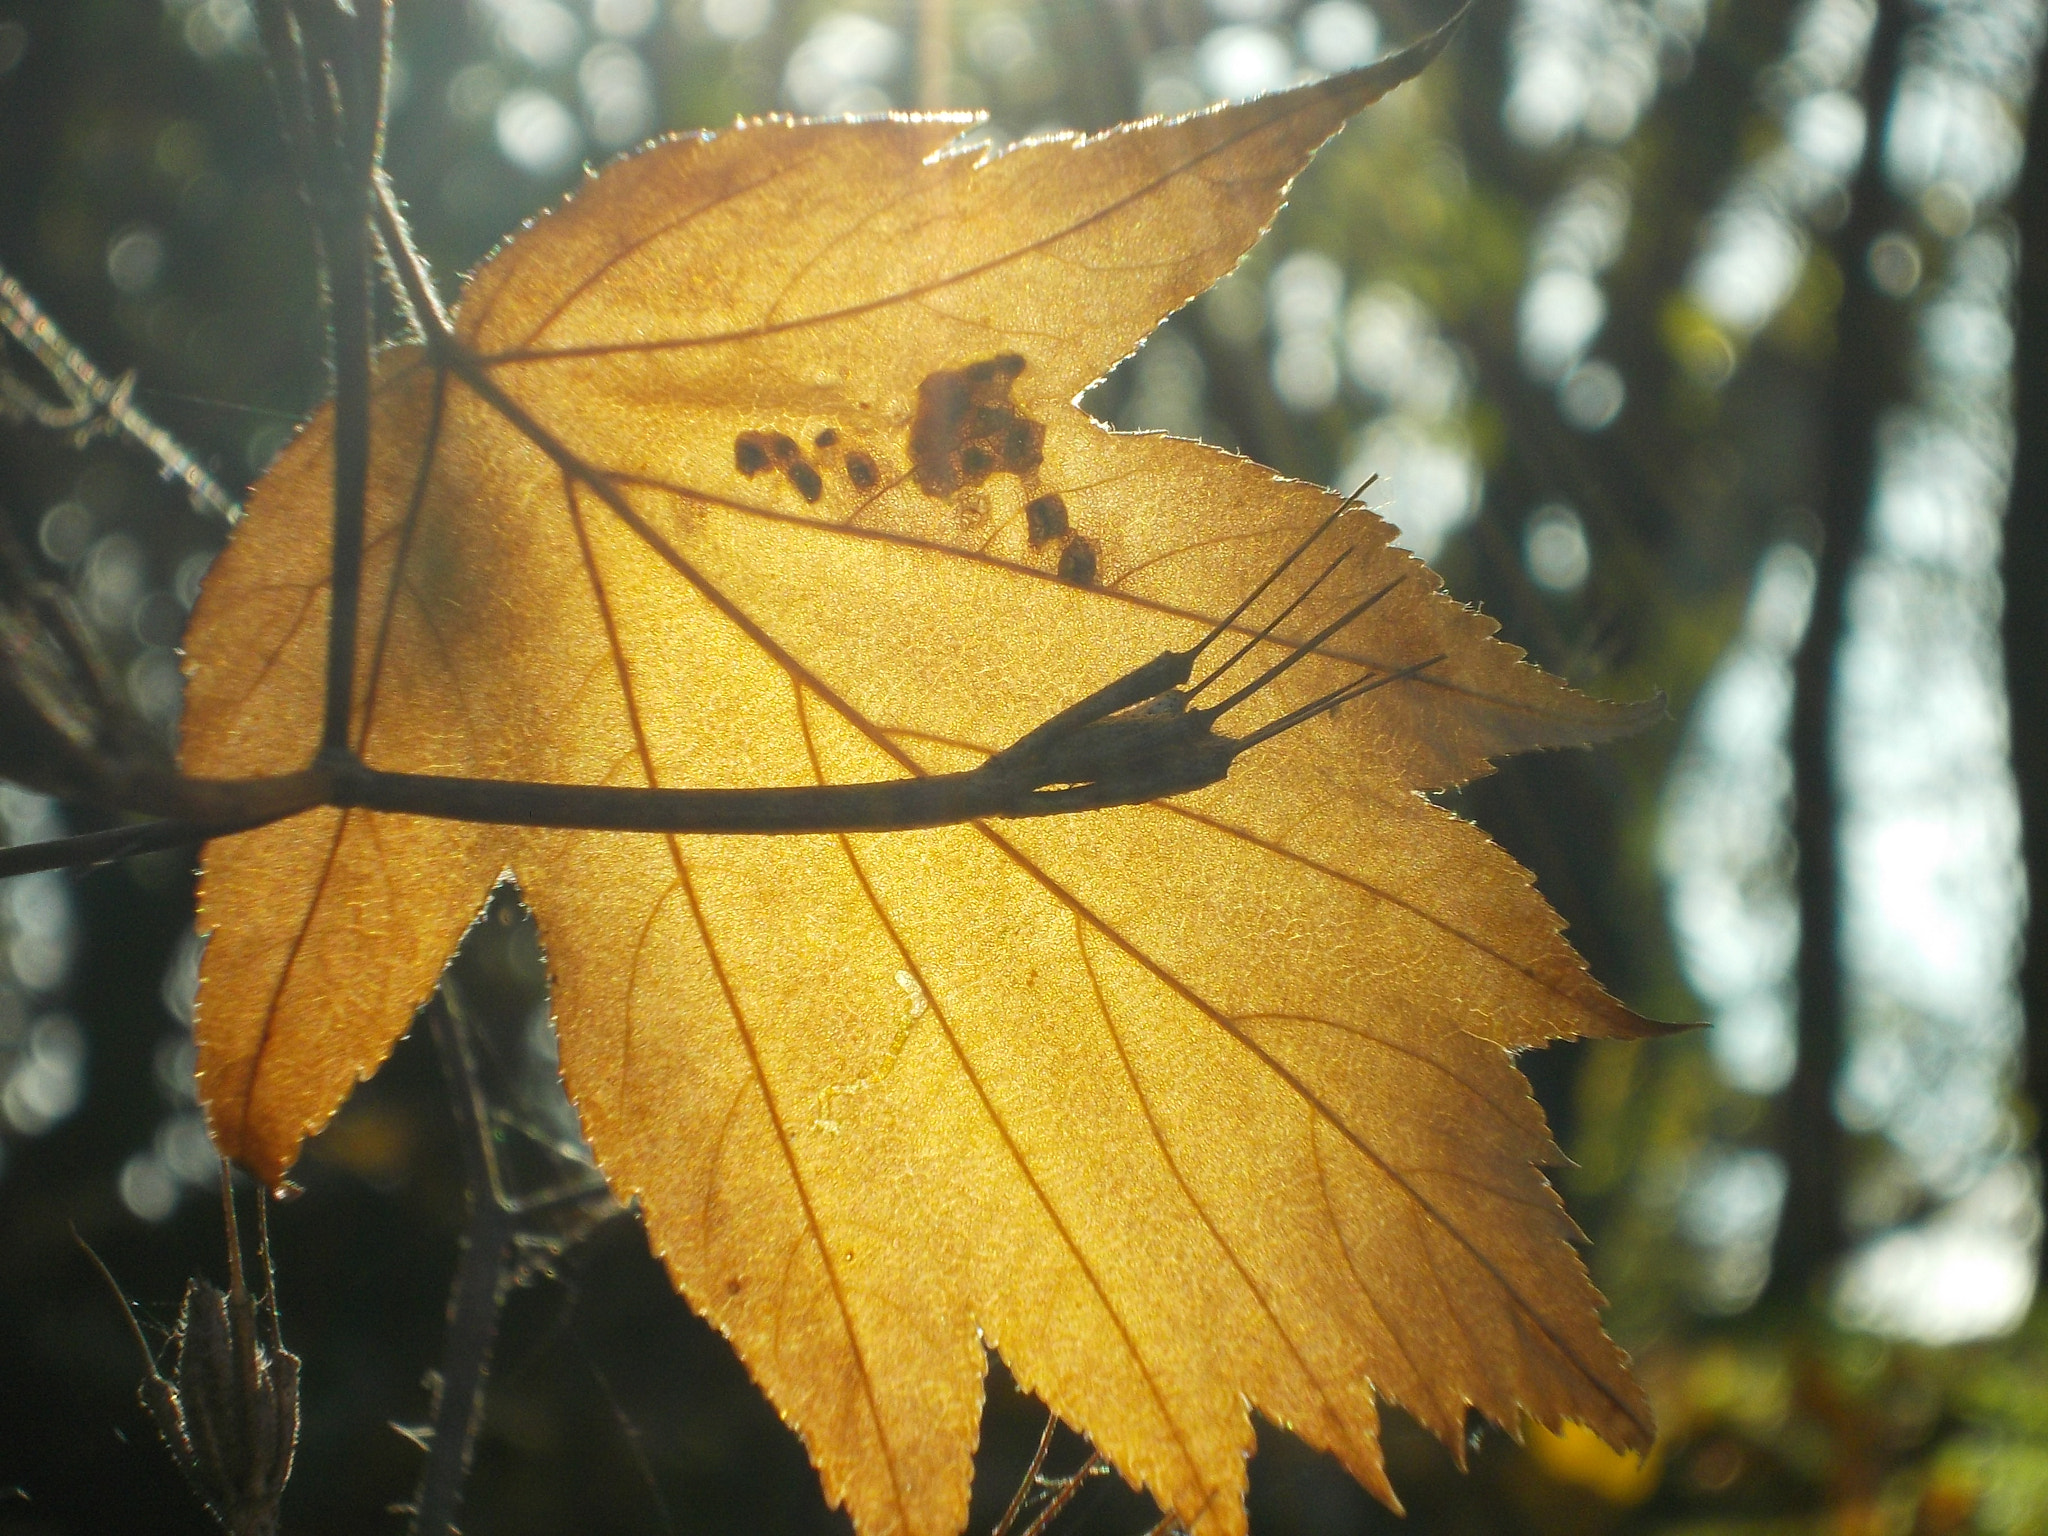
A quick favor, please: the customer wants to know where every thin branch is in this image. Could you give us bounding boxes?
[289,0,392,764]
[992,1408,1127,1536]
[2,86,1428,883]
[410,995,520,1536]
[0,535,1440,877]
[1017,1452,1112,1536]
[0,817,270,879]
[319,141,372,762]
[0,259,241,522]
[374,174,454,346]
[330,753,1187,832]
[994,1414,1060,1536]
[252,0,322,216]
[0,515,132,751]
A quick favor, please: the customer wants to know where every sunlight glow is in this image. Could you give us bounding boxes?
[1197,24,1295,101]
[702,0,773,43]
[1344,283,1466,419]
[1523,503,1593,594]
[580,40,656,148]
[1502,0,1703,149]
[1835,223,2028,1211]
[1685,0,1878,345]
[1518,170,1630,407]
[1661,0,2042,1335]
[1340,416,1480,563]
[496,87,583,175]
[1298,0,1380,73]
[1659,544,1812,1098]
[783,12,902,116]
[490,0,583,70]
[1268,251,1346,412]
[1316,270,1482,562]
[1681,1146,1788,1313]
[1837,1163,2039,1343]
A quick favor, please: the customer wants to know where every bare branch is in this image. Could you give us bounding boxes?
[0,259,241,522]
[0,505,1440,878]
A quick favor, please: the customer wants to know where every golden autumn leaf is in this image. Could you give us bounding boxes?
[181,27,1665,1536]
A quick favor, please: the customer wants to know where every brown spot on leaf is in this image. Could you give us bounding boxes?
[737,428,825,501]
[1026,494,1069,545]
[908,353,1045,498]
[1058,537,1098,587]
[814,428,840,449]
[787,459,824,503]
[845,451,879,490]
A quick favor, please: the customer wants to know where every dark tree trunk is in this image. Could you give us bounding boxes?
[1769,0,1912,1306]
[2005,25,2048,1294]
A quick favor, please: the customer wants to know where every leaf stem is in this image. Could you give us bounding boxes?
[373,174,456,347]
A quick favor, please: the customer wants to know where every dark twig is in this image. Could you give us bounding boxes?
[409,995,520,1536]
[994,1413,1061,1536]
[251,1,322,208]
[374,174,454,346]
[991,1410,1115,1536]
[265,0,391,765]
[254,0,391,760]
[0,815,279,879]
[406,956,613,1535]
[0,13,1448,883]
[0,259,241,522]
[0,517,161,802]
[576,1348,680,1536]
[0,492,1443,878]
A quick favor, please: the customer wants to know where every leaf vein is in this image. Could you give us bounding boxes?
[1072,917,1365,1469]
[967,822,1650,1441]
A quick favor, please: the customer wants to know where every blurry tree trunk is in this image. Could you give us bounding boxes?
[2005,31,2048,1294]
[1770,0,1911,1306]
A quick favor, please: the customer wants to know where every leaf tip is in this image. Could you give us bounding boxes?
[1546,687,1670,751]
[1605,688,1671,735]
[1599,1008,1700,1041]
[1331,3,1471,104]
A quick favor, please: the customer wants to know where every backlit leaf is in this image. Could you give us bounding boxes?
[183,31,1661,1535]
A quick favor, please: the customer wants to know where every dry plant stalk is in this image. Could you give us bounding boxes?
[82,1168,299,1536]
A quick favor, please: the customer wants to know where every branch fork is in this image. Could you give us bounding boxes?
[0,4,1440,887]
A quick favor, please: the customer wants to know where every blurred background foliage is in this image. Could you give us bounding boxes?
[1,0,2046,1530]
